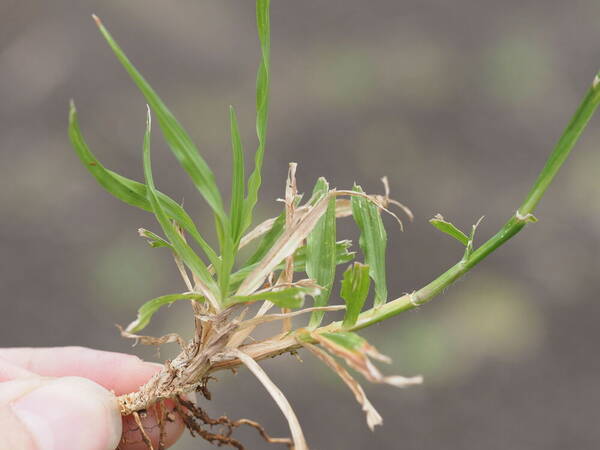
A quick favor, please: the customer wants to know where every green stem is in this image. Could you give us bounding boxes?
[349,72,600,331]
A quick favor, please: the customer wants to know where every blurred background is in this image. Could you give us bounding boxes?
[2,0,600,448]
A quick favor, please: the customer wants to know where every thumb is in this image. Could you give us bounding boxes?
[0,376,122,450]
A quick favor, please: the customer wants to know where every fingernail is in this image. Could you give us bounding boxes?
[12,377,122,450]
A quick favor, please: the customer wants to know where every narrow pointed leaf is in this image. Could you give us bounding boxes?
[341,262,371,328]
[226,285,319,309]
[93,16,227,226]
[307,177,329,205]
[217,229,236,300]
[229,106,245,242]
[126,293,204,333]
[138,228,171,249]
[319,331,368,352]
[429,214,469,246]
[142,108,220,305]
[212,106,246,299]
[306,178,337,328]
[69,103,219,268]
[351,185,388,307]
[242,0,271,234]
[242,211,286,269]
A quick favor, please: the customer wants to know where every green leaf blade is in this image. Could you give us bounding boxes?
[351,185,388,307]
[429,214,469,246]
[242,0,271,235]
[306,178,337,328]
[126,293,204,333]
[226,285,318,309]
[341,262,371,328]
[319,331,367,351]
[93,16,227,226]
[138,228,171,249]
[69,102,220,268]
[242,211,286,269]
[142,108,220,304]
[307,177,329,205]
[69,103,149,209]
[229,106,246,243]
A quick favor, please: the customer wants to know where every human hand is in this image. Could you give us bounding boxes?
[0,346,185,450]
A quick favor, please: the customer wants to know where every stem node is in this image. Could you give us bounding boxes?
[408,291,421,307]
[515,211,539,224]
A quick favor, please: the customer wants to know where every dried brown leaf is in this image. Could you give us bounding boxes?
[312,332,423,388]
[303,342,383,431]
[117,325,188,350]
[239,198,353,250]
[236,305,345,331]
[236,191,332,296]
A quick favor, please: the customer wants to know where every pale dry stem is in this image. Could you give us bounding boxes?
[280,162,299,333]
[229,349,308,450]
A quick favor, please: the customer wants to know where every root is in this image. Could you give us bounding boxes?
[196,377,215,400]
[232,419,294,447]
[174,397,245,449]
[155,400,167,450]
[132,411,155,450]
[175,395,292,449]
[118,403,178,450]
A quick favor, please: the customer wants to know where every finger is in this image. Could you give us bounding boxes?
[0,348,185,448]
[0,357,36,382]
[119,399,185,450]
[0,347,161,395]
[0,376,121,450]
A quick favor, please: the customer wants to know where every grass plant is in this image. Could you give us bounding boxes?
[68,1,600,448]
